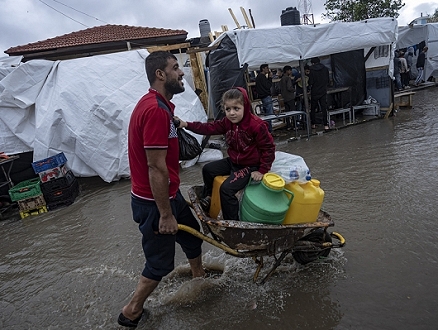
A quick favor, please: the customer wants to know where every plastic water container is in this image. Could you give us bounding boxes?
[199,19,211,44]
[209,175,228,219]
[240,173,294,225]
[282,179,324,225]
[281,7,301,26]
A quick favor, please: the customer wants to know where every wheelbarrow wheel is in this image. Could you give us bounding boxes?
[292,228,332,265]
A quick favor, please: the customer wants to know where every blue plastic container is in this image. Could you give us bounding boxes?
[32,152,67,174]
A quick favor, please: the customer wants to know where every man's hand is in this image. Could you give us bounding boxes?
[251,171,264,181]
[158,214,178,234]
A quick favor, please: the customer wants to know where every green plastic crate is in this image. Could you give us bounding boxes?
[9,178,42,202]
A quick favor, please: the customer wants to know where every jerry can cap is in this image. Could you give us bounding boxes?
[310,178,320,187]
[262,173,285,190]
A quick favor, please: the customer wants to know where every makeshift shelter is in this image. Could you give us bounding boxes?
[397,23,438,80]
[0,49,207,183]
[207,17,398,117]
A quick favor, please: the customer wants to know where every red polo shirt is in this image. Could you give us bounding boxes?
[128,89,179,200]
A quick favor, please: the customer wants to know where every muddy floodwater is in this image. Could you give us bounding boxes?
[1,88,438,329]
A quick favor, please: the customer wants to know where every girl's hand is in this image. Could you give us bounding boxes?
[251,171,264,181]
[173,116,187,128]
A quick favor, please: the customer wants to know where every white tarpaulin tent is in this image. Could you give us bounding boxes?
[207,17,398,116]
[397,23,438,79]
[211,17,398,70]
[0,49,207,182]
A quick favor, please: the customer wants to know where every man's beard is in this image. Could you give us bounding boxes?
[165,79,185,95]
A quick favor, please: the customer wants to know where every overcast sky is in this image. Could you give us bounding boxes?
[1,0,437,56]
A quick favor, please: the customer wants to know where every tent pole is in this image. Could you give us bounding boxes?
[299,59,311,139]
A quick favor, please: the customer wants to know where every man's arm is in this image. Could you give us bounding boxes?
[308,70,314,87]
[146,148,178,234]
[287,76,295,92]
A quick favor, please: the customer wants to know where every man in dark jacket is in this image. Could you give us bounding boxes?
[414,46,428,87]
[255,64,274,132]
[280,66,295,111]
[308,57,330,130]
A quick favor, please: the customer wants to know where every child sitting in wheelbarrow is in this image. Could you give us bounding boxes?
[175,87,275,220]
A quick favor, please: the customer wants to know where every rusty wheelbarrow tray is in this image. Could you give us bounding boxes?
[179,186,346,284]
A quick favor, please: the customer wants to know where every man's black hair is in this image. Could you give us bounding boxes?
[260,63,269,71]
[145,51,177,85]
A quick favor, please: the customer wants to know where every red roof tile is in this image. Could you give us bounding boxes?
[6,25,188,54]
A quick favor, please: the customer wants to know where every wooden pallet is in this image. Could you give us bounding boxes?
[394,91,415,108]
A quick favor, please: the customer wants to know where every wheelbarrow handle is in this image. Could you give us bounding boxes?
[177,224,243,257]
[331,231,346,247]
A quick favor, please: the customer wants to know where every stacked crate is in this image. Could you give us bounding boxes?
[8,177,48,219]
[31,152,79,210]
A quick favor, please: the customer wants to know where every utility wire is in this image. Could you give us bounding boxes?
[50,0,108,24]
[38,0,88,27]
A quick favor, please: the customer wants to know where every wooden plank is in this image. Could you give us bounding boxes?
[394,91,415,98]
[195,51,208,110]
[189,52,209,112]
[208,32,215,43]
[146,42,191,53]
[228,8,241,29]
[241,7,253,28]
[186,45,218,54]
[384,103,393,119]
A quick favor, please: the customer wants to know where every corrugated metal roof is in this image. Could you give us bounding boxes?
[6,24,188,54]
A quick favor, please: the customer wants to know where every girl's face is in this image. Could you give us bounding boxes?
[224,99,244,124]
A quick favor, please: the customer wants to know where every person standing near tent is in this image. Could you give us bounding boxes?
[280,65,296,112]
[279,65,296,130]
[404,47,414,84]
[295,65,310,112]
[414,46,428,87]
[308,57,330,131]
[255,64,274,132]
[399,51,409,89]
[119,51,205,328]
[393,51,402,91]
[271,68,283,96]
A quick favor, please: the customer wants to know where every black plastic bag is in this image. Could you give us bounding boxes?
[177,128,202,160]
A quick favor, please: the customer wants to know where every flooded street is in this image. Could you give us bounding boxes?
[1,87,438,329]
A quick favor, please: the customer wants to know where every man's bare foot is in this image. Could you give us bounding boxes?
[121,306,144,321]
[188,255,205,278]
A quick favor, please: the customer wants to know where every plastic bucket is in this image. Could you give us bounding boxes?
[240,173,293,224]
